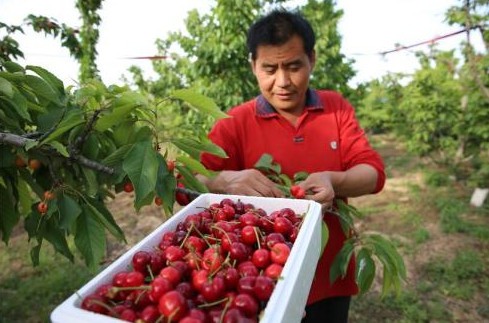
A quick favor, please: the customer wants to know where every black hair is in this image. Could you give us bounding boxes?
[246,9,316,61]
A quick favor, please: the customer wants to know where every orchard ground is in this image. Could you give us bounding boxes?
[0,134,488,323]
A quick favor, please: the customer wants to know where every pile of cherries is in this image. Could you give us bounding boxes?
[80,198,304,322]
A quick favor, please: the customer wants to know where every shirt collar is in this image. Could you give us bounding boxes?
[255,88,323,117]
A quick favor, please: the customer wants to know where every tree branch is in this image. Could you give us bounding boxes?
[0,132,115,175]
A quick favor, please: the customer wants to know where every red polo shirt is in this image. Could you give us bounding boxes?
[201,89,385,304]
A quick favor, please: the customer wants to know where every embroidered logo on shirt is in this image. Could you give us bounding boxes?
[330,141,337,150]
[293,136,304,143]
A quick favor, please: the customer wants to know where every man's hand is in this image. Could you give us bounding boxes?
[298,172,337,211]
[199,169,284,198]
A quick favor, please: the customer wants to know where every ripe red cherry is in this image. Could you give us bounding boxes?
[37,201,48,214]
[221,232,239,252]
[149,251,165,275]
[123,181,134,193]
[166,160,176,172]
[81,294,108,314]
[251,248,271,269]
[124,271,145,287]
[158,290,188,321]
[164,245,186,262]
[273,217,293,236]
[290,185,306,199]
[159,266,182,286]
[237,276,257,295]
[191,269,209,292]
[239,212,259,227]
[270,242,291,265]
[265,232,286,249]
[231,293,259,318]
[202,246,224,272]
[183,236,206,253]
[132,250,151,273]
[155,196,163,206]
[139,305,160,323]
[229,242,249,262]
[220,267,239,290]
[253,275,275,301]
[149,276,173,302]
[201,276,225,302]
[265,263,283,280]
[240,225,258,245]
[175,182,190,206]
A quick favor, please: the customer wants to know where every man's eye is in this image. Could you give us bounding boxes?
[289,64,301,71]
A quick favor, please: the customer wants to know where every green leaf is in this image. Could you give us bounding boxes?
[176,165,209,193]
[82,167,98,197]
[24,74,62,106]
[26,65,64,97]
[171,88,228,119]
[123,141,159,210]
[2,61,24,73]
[355,248,376,295]
[333,201,355,236]
[0,184,20,244]
[40,109,85,144]
[156,154,176,215]
[75,206,107,269]
[369,234,406,280]
[329,239,355,284]
[101,144,132,167]
[47,141,69,157]
[17,178,32,215]
[84,197,125,242]
[177,155,214,177]
[0,76,13,97]
[254,153,281,175]
[172,137,227,160]
[30,242,42,267]
[320,220,329,257]
[293,171,309,182]
[57,194,82,230]
[43,216,74,262]
[95,91,148,131]
[278,173,292,187]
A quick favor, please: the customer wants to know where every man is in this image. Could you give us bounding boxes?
[198,8,385,323]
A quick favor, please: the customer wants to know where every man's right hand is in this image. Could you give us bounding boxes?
[199,169,284,198]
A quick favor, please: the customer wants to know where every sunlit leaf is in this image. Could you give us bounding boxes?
[171,88,228,119]
[177,155,214,177]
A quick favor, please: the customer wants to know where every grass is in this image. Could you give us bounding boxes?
[0,236,94,323]
[349,136,489,322]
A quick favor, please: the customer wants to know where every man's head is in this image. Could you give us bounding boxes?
[247,9,316,119]
[247,9,315,62]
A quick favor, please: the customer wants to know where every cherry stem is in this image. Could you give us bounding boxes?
[253,226,262,249]
[197,297,229,308]
[111,285,150,293]
[179,223,194,249]
[147,264,155,281]
[192,225,213,248]
[86,298,119,317]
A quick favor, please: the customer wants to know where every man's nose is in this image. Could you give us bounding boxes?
[276,69,291,87]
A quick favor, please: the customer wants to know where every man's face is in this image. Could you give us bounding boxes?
[251,35,315,117]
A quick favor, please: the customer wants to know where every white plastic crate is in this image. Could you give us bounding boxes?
[51,193,323,323]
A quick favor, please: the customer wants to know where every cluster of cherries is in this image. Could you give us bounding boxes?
[80,198,304,322]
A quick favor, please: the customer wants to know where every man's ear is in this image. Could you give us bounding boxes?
[309,50,316,72]
[250,58,257,75]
